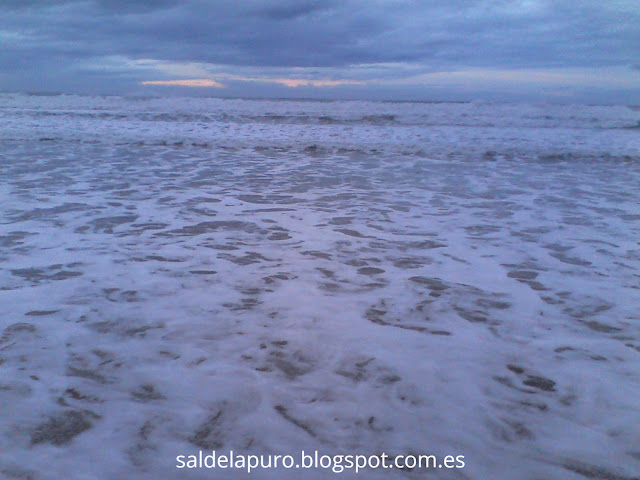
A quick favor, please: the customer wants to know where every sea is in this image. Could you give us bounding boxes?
[0,93,639,479]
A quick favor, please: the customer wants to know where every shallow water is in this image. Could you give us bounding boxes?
[0,95,639,479]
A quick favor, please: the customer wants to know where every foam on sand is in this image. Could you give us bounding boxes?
[0,94,639,479]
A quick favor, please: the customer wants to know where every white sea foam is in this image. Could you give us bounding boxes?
[0,94,639,479]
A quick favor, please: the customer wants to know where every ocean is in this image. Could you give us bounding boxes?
[1,93,639,479]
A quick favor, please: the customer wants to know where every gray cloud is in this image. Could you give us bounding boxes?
[1,0,639,101]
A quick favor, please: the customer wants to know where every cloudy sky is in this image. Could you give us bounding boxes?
[1,0,639,103]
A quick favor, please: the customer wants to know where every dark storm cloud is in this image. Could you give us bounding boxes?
[0,0,639,99]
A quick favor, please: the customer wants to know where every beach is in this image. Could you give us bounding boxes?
[1,94,639,479]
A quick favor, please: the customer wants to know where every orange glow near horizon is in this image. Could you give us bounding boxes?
[140,79,225,88]
[269,78,365,87]
[140,77,365,89]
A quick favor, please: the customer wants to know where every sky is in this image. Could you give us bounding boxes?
[1,0,639,103]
